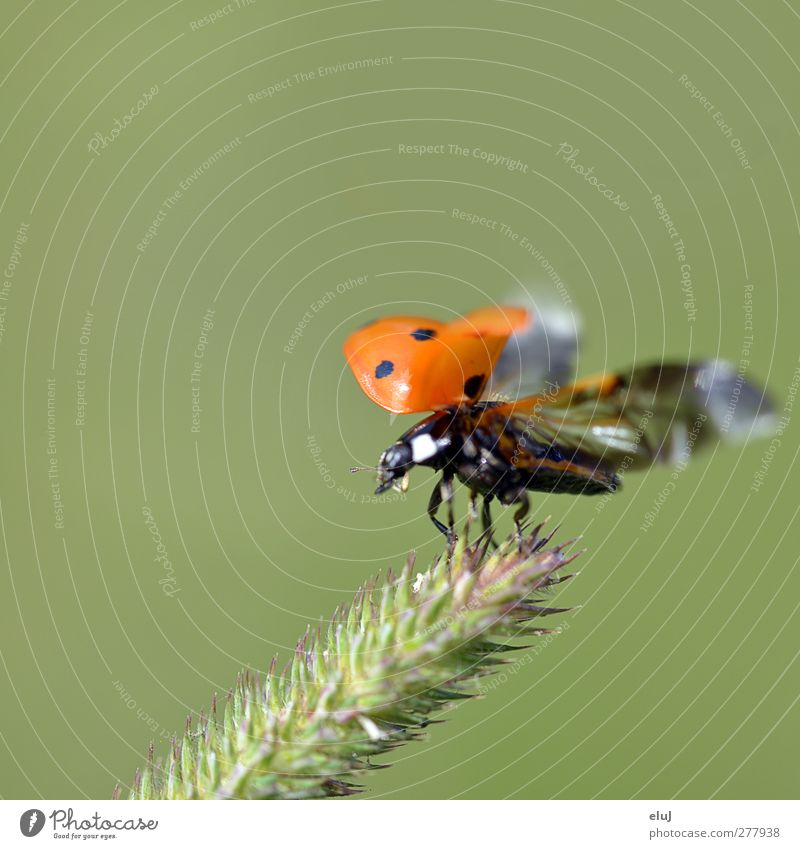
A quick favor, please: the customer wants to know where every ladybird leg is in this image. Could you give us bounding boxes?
[427,480,449,538]
[468,489,480,523]
[440,473,457,545]
[441,474,455,530]
[513,492,530,546]
[481,494,498,549]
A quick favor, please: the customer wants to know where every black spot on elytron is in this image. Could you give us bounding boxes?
[410,328,437,341]
[375,360,394,379]
[463,374,485,398]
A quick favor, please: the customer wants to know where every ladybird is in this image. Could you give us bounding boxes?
[343,305,775,540]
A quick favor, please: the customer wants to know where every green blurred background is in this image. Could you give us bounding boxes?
[1,0,798,800]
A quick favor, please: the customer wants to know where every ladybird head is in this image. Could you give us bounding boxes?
[375,442,415,494]
[350,413,453,494]
[375,427,453,493]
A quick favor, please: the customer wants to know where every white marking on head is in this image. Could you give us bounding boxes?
[411,433,438,463]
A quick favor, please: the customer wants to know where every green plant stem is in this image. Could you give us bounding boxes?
[117,521,582,800]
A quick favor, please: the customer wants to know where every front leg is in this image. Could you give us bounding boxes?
[441,473,455,535]
[427,473,456,542]
[427,478,448,537]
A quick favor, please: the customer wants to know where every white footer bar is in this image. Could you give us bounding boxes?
[2,799,795,847]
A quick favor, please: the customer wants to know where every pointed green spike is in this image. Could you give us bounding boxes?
[118,518,581,799]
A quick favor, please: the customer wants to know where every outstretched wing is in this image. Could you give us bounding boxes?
[491,361,775,479]
[486,300,580,402]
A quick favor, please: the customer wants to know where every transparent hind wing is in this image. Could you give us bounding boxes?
[485,300,580,402]
[498,361,775,473]
[494,361,774,473]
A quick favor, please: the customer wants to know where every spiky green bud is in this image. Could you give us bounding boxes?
[116,522,581,800]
